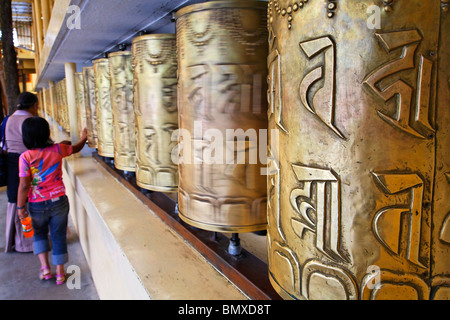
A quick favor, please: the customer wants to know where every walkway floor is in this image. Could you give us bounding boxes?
[0,187,99,300]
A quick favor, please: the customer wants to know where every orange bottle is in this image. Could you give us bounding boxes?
[21,217,34,238]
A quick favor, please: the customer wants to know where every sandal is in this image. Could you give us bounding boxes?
[40,266,54,280]
[56,274,66,285]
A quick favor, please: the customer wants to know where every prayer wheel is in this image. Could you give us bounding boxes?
[109,51,136,172]
[55,81,61,127]
[56,80,63,130]
[44,87,52,120]
[267,0,449,300]
[75,72,87,135]
[132,34,178,191]
[60,79,69,133]
[83,66,98,148]
[53,81,61,126]
[94,58,114,158]
[176,1,269,232]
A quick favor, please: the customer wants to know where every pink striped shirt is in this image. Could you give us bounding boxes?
[19,143,74,202]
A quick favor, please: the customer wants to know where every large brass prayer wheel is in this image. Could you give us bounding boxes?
[176,1,269,232]
[267,0,449,300]
[109,51,136,172]
[83,66,98,148]
[61,79,69,133]
[75,72,87,134]
[132,34,178,191]
[94,58,114,158]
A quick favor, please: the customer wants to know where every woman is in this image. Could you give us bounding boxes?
[17,117,87,283]
[4,92,38,253]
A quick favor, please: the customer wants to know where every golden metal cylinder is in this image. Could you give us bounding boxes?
[56,81,63,128]
[176,1,269,232]
[132,34,178,191]
[37,91,44,117]
[54,81,61,126]
[75,72,87,134]
[94,58,114,158]
[44,88,51,119]
[109,51,136,172]
[61,78,69,133]
[267,0,449,300]
[83,66,98,148]
[432,0,450,301]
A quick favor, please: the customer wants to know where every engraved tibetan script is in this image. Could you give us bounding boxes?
[213,64,264,115]
[299,36,345,139]
[372,172,426,268]
[441,173,450,244]
[186,64,265,120]
[364,29,435,139]
[290,164,346,262]
[268,29,286,133]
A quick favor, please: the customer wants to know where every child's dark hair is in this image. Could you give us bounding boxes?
[16,92,38,110]
[22,117,54,149]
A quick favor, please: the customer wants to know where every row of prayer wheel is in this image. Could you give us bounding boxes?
[39,0,448,300]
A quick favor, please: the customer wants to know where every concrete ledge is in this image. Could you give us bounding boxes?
[63,155,247,300]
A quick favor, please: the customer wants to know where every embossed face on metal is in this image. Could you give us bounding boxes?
[83,66,98,148]
[176,0,269,233]
[267,0,449,300]
[108,51,136,172]
[132,34,179,192]
[94,58,114,158]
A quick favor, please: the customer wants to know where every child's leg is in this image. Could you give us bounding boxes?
[38,252,50,268]
[38,252,53,279]
[28,202,51,278]
[55,264,65,284]
[48,196,69,273]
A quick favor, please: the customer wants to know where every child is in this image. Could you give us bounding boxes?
[16,116,87,285]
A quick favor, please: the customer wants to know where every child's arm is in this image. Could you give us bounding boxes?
[72,128,88,154]
[17,176,31,219]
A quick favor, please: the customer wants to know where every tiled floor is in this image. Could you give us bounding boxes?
[0,186,99,300]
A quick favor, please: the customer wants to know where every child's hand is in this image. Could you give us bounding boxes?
[18,209,29,220]
[80,128,88,140]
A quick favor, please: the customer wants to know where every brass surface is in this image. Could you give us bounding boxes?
[61,79,69,132]
[433,0,450,300]
[267,0,449,300]
[109,51,136,172]
[176,1,269,232]
[94,58,114,157]
[53,79,69,133]
[132,34,178,191]
[75,72,87,134]
[37,91,44,117]
[53,81,61,126]
[83,66,98,148]
[44,87,52,119]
